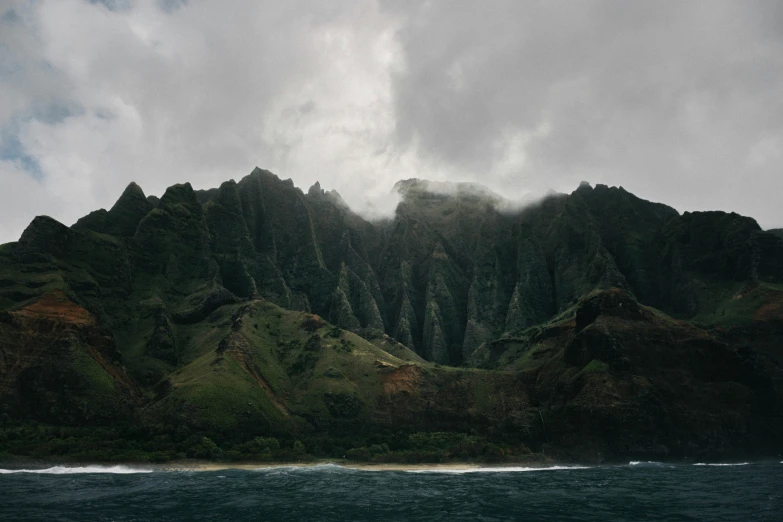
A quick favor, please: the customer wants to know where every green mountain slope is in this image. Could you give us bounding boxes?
[1,169,782,463]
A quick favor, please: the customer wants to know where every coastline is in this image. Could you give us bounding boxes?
[3,453,774,473]
[0,454,576,473]
[1,458,775,474]
[159,460,555,472]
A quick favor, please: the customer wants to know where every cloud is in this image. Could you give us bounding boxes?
[383,0,783,226]
[0,0,415,242]
[0,0,782,244]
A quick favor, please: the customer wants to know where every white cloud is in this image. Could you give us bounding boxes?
[1,0,782,244]
[0,159,58,243]
[0,0,421,242]
[386,0,783,228]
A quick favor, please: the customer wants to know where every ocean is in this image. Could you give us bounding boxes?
[1,461,781,521]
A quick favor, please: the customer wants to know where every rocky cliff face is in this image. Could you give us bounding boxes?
[0,291,137,424]
[471,288,783,460]
[6,170,782,368]
[1,169,782,461]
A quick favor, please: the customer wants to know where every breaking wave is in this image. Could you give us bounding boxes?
[628,461,671,468]
[406,466,590,474]
[0,465,153,474]
[693,463,750,467]
[251,464,362,476]
[1,460,780,520]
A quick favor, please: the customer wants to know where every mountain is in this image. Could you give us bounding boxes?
[769,228,783,240]
[1,168,782,463]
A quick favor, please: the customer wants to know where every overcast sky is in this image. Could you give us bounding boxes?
[1,0,782,243]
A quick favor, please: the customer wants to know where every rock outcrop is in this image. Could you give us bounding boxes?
[0,291,137,424]
[1,170,782,462]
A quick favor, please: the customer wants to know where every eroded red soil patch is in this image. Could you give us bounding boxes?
[0,290,137,402]
[12,290,94,326]
[225,335,290,417]
[379,364,422,395]
[753,297,783,322]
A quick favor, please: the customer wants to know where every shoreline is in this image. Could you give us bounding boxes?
[2,453,777,473]
[2,457,774,473]
[159,460,562,472]
[0,455,587,473]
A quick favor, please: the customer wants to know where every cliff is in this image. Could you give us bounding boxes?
[1,169,782,463]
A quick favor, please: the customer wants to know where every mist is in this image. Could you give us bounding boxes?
[2,0,782,244]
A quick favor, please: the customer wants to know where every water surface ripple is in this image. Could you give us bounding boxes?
[1,461,781,521]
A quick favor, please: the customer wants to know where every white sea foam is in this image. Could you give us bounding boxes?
[253,464,351,474]
[405,466,590,474]
[252,465,299,472]
[693,463,750,467]
[0,465,153,474]
[628,461,673,468]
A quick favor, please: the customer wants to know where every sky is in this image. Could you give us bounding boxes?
[1,0,782,244]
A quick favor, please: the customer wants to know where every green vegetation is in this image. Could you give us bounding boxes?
[0,423,535,465]
[1,171,783,463]
[690,281,783,328]
[580,359,609,374]
[342,432,531,463]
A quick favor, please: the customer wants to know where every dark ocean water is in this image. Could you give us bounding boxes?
[1,461,781,521]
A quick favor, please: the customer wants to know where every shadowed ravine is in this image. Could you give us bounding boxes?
[1,169,783,463]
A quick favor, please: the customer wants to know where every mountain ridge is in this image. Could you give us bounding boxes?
[1,167,782,463]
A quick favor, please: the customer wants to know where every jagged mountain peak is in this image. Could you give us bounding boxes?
[308,181,322,195]
[7,167,783,367]
[110,181,147,207]
[3,167,783,463]
[160,182,200,209]
[111,180,151,212]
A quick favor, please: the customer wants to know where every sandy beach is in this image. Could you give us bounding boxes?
[159,459,559,473]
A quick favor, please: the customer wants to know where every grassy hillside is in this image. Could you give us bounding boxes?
[1,171,783,463]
